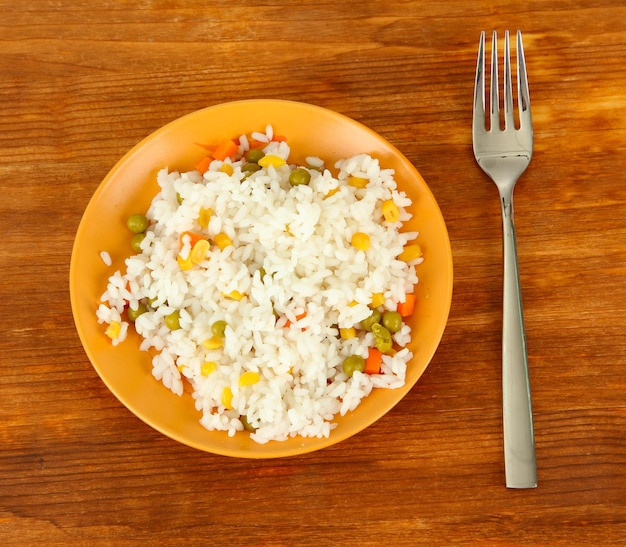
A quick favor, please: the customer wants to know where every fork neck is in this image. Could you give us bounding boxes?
[477,156,529,193]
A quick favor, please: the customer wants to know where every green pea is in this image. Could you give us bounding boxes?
[289,167,311,186]
[211,320,227,338]
[240,415,257,432]
[342,354,366,377]
[360,309,382,331]
[131,232,146,253]
[246,148,265,164]
[382,311,403,333]
[372,323,393,353]
[127,302,148,322]
[127,213,149,234]
[242,162,261,178]
[165,310,181,330]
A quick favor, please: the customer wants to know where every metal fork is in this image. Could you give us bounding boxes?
[472,30,537,488]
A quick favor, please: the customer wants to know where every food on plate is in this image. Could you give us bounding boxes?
[96,126,424,444]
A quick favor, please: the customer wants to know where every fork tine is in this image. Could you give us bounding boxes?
[504,30,515,129]
[490,31,499,131]
[473,31,486,132]
[516,30,532,130]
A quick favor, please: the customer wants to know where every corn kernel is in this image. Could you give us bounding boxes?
[177,254,193,270]
[198,207,213,229]
[219,163,234,176]
[190,239,210,264]
[222,387,233,409]
[348,300,359,307]
[202,337,223,350]
[340,327,357,340]
[239,371,260,386]
[348,176,368,188]
[214,232,232,250]
[371,293,386,308]
[324,187,340,199]
[284,224,293,236]
[177,364,186,373]
[351,232,370,251]
[105,321,121,340]
[258,155,286,168]
[201,361,217,376]
[381,199,400,223]
[398,244,422,262]
[223,290,245,301]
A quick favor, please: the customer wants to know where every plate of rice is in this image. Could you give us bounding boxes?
[70,99,453,458]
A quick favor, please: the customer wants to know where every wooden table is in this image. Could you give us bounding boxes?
[2,1,625,544]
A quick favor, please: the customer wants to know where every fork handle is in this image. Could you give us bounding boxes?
[500,193,537,488]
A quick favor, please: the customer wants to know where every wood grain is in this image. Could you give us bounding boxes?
[1,0,625,544]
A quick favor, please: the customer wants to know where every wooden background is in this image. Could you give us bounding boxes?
[1,0,625,544]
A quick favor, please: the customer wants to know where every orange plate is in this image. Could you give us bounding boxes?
[70,99,453,458]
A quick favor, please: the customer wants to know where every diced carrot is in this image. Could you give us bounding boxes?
[284,312,307,329]
[397,293,416,317]
[247,136,267,149]
[179,231,206,250]
[365,347,383,374]
[194,156,213,174]
[272,135,287,142]
[212,139,238,161]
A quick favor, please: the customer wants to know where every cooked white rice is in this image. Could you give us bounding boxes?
[96,126,423,444]
[99,250,112,266]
